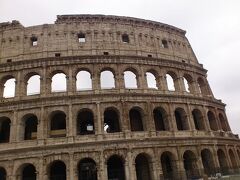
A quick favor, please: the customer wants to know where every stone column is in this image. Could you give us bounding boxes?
[96,102,102,139]
[38,157,45,180]
[69,153,74,180]
[177,76,186,93]
[151,159,160,180]
[146,102,155,136]
[126,150,136,180]
[186,103,195,131]
[15,71,22,99]
[38,106,46,141]
[67,67,75,95]
[168,103,177,132]
[212,145,220,172]
[68,103,74,141]
[10,111,18,143]
[100,152,107,180]
[214,108,222,131]
[40,66,47,96]
[203,106,211,131]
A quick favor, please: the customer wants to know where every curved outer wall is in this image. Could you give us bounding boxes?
[0,15,239,180]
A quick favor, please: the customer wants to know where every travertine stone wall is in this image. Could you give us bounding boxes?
[0,15,239,180]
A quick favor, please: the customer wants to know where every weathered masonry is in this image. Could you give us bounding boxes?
[0,15,239,180]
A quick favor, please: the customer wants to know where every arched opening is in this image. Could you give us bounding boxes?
[146,72,157,89]
[49,160,66,180]
[107,155,125,180]
[217,149,229,175]
[129,108,144,131]
[3,78,16,98]
[175,108,189,130]
[124,70,138,89]
[161,152,177,179]
[183,74,194,93]
[192,109,205,130]
[78,158,97,180]
[50,111,66,137]
[237,150,240,162]
[27,75,40,95]
[207,111,218,131]
[201,149,215,176]
[22,164,36,180]
[104,108,120,133]
[100,70,115,89]
[135,153,152,180]
[183,150,200,179]
[219,114,228,131]
[0,117,11,143]
[0,167,6,180]
[153,107,169,131]
[166,74,175,91]
[197,77,209,95]
[51,73,67,92]
[229,149,238,171]
[77,109,94,135]
[76,71,92,91]
[24,115,38,140]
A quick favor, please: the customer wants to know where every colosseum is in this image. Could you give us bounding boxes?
[0,14,239,180]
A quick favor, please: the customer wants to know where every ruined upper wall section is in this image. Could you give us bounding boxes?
[0,15,199,66]
[55,14,186,35]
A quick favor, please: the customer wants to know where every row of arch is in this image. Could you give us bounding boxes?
[0,148,239,179]
[0,106,230,143]
[1,68,211,98]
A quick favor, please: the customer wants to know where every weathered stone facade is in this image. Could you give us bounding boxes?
[0,15,239,180]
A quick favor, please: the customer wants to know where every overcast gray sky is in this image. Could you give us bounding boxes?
[0,0,240,135]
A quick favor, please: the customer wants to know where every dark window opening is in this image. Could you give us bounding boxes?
[183,151,200,179]
[104,109,120,133]
[153,108,167,131]
[161,152,176,179]
[175,109,189,131]
[77,110,94,135]
[103,52,109,55]
[207,111,218,131]
[50,161,66,180]
[0,167,6,180]
[22,164,36,180]
[78,33,86,43]
[55,53,61,57]
[147,54,152,58]
[129,109,144,131]
[217,150,229,175]
[78,158,97,180]
[31,37,38,46]
[7,59,12,63]
[201,149,215,176]
[161,40,168,48]
[24,115,38,140]
[122,34,129,43]
[50,112,66,137]
[107,155,125,180]
[0,118,11,143]
[192,109,205,131]
[135,154,152,180]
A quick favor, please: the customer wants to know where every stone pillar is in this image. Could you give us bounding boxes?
[146,102,155,135]
[92,68,100,91]
[203,106,211,131]
[38,106,46,141]
[69,153,74,180]
[15,71,22,99]
[186,103,195,131]
[67,67,75,95]
[168,103,177,131]
[10,111,17,143]
[96,102,102,139]
[100,152,107,180]
[126,150,136,180]
[38,157,45,180]
[177,76,186,93]
[214,108,222,131]
[213,146,220,172]
[151,159,160,180]
[67,103,73,139]
[40,66,47,96]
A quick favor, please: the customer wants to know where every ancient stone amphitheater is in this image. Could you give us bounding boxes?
[0,14,239,180]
